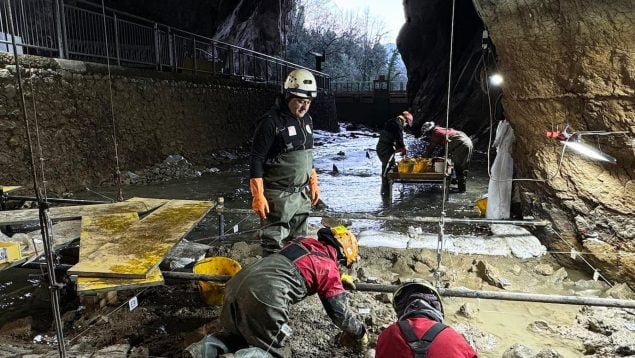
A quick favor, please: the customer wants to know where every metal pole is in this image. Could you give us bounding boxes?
[6,2,67,355]
[153,23,160,70]
[159,272,635,309]
[6,195,110,205]
[217,196,225,241]
[54,0,65,58]
[218,208,551,227]
[192,36,197,74]
[20,265,634,309]
[113,13,120,66]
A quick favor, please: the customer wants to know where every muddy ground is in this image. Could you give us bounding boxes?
[1,125,634,357]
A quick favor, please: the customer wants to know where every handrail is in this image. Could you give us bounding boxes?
[0,0,330,89]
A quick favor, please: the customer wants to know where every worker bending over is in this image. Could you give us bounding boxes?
[220,226,368,357]
[376,281,478,357]
[249,69,321,256]
[376,111,413,195]
[421,122,473,192]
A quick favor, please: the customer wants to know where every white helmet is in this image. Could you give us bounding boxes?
[284,69,317,99]
[422,121,435,135]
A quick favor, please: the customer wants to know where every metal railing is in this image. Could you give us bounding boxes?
[332,81,407,93]
[0,0,330,89]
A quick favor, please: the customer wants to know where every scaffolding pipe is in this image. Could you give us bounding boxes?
[17,266,633,309]
[219,208,550,227]
[5,195,110,205]
[160,272,635,309]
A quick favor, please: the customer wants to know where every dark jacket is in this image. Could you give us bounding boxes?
[377,116,406,151]
[250,97,314,179]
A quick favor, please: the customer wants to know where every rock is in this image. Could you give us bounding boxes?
[511,264,522,275]
[129,346,149,357]
[550,267,568,284]
[471,260,508,289]
[458,303,478,319]
[502,344,536,358]
[603,283,634,299]
[356,267,368,282]
[527,320,556,334]
[92,344,131,357]
[161,240,211,270]
[0,317,32,338]
[534,264,554,276]
[413,262,429,273]
[375,293,392,304]
[535,348,564,358]
[390,254,412,274]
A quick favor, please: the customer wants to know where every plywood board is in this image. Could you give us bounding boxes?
[68,200,213,278]
[0,200,159,226]
[0,186,23,193]
[74,212,163,294]
[76,267,164,295]
[125,197,169,212]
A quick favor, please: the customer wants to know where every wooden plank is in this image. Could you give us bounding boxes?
[76,267,164,295]
[68,200,213,279]
[125,197,169,212]
[0,201,157,226]
[0,185,23,193]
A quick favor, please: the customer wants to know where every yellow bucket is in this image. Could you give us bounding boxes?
[397,159,415,173]
[193,257,242,306]
[475,197,488,216]
[413,158,431,173]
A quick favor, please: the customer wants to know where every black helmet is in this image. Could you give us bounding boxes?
[393,281,444,318]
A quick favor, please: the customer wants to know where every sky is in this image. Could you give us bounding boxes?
[331,0,405,44]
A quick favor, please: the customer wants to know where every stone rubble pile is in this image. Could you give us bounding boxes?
[121,155,219,185]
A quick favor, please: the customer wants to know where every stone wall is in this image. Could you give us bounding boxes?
[0,53,337,192]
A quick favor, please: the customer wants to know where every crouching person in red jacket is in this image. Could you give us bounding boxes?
[219,226,368,358]
[376,281,477,358]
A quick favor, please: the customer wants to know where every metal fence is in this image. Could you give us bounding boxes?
[0,0,330,90]
[332,81,407,93]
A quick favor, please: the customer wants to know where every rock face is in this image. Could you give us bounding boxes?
[400,1,634,287]
[471,0,634,286]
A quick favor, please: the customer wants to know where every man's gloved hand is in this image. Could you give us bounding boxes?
[340,273,356,290]
[249,178,269,220]
[309,168,320,206]
[398,147,407,156]
[338,329,369,352]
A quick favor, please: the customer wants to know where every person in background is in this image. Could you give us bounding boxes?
[376,281,478,358]
[249,69,321,256]
[421,122,473,192]
[220,226,368,358]
[376,111,413,195]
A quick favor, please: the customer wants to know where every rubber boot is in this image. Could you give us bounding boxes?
[457,170,468,193]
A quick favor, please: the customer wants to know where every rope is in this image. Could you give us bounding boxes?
[100,0,124,202]
[435,0,457,287]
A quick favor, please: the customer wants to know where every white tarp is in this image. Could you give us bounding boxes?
[487,120,515,219]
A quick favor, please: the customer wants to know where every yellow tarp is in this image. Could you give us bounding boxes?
[68,200,213,279]
[0,185,22,193]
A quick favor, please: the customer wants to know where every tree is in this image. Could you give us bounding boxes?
[286,0,393,84]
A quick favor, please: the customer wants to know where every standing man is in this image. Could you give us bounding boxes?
[221,226,368,358]
[376,111,413,195]
[376,281,478,358]
[421,122,473,193]
[249,69,321,256]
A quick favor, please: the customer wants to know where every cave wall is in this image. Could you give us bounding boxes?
[470,0,635,284]
[0,54,336,192]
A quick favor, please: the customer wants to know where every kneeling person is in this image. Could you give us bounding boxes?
[221,226,368,358]
[376,281,477,358]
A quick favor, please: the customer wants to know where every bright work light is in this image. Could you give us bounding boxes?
[489,73,503,86]
[561,140,617,164]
